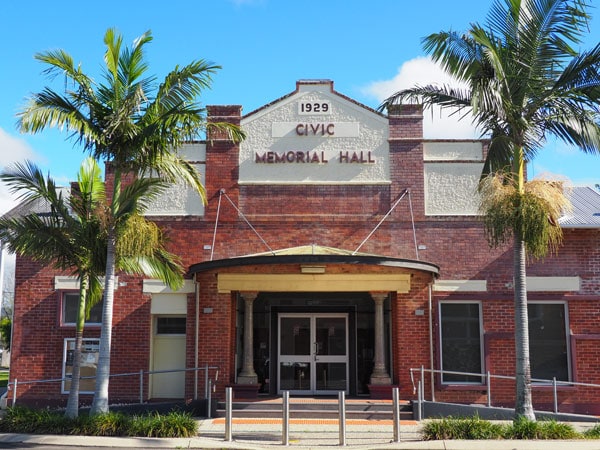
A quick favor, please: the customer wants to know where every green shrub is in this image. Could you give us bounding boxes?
[422,416,504,440]
[126,411,196,438]
[0,406,60,433]
[508,417,540,439]
[86,411,131,436]
[537,420,579,440]
[423,416,584,441]
[152,411,197,438]
[583,424,600,439]
[506,417,580,440]
[0,406,197,438]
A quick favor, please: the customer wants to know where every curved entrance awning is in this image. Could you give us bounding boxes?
[189,245,439,294]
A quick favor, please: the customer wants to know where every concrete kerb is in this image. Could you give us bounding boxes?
[0,418,599,449]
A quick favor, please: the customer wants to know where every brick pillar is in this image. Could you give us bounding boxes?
[205,105,242,222]
[387,104,425,221]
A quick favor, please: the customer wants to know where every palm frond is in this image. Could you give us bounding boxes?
[378,84,472,114]
[116,215,184,291]
[133,152,206,204]
[479,173,571,258]
[112,177,169,218]
[119,251,184,291]
[205,121,247,143]
[422,30,482,83]
[543,111,600,153]
[34,49,95,95]
[0,214,76,268]
[155,59,219,111]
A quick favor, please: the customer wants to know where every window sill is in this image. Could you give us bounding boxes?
[438,383,487,391]
[532,383,576,391]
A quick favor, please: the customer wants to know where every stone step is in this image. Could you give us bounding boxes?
[215,397,414,420]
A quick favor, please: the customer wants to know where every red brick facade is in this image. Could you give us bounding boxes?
[8,80,600,414]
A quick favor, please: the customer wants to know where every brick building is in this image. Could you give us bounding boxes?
[7,80,600,414]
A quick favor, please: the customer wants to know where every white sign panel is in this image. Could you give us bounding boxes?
[271,122,360,138]
[239,83,390,185]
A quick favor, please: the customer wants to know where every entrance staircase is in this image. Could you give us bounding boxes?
[215,396,414,421]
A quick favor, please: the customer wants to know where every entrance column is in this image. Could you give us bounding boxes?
[237,291,258,385]
[370,292,391,385]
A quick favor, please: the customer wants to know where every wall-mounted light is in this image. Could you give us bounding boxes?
[300,265,326,274]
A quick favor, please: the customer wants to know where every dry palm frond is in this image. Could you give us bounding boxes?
[479,174,572,259]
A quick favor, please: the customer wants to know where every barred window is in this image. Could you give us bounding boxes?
[440,302,483,383]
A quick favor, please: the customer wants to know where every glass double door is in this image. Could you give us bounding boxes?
[278,313,348,395]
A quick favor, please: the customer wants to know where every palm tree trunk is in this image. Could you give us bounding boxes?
[90,227,117,415]
[514,238,535,420]
[65,275,89,418]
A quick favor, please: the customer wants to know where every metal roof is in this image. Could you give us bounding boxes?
[1,187,71,220]
[189,246,440,277]
[559,187,600,228]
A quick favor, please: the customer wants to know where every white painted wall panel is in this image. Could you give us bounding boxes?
[425,162,483,215]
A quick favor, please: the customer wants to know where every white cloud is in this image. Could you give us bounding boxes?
[0,128,43,215]
[362,57,481,139]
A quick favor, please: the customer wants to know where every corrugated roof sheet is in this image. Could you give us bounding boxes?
[559,186,600,228]
[243,244,377,257]
[1,187,71,220]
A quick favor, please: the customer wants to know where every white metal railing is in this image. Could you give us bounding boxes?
[5,364,219,410]
[224,387,403,445]
[410,366,600,417]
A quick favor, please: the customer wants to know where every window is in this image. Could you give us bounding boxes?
[440,302,483,383]
[528,302,570,382]
[62,338,99,394]
[62,292,103,325]
[156,317,186,335]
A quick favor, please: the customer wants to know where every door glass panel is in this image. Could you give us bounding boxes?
[280,362,311,391]
[316,317,346,356]
[316,362,347,391]
[280,317,311,355]
[278,314,348,394]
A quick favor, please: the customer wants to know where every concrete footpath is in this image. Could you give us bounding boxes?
[1,418,600,449]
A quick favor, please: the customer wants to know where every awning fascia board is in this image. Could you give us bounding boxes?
[217,273,411,294]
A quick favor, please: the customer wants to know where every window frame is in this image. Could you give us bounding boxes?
[154,315,187,336]
[528,301,571,384]
[438,300,484,385]
[60,291,103,327]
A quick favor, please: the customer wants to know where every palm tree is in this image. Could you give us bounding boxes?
[380,0,600,419]
[0,158,106,418]
[0,158,184,418]
[17,28,244,414]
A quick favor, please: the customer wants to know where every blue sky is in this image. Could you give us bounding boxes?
[1,0,599,213]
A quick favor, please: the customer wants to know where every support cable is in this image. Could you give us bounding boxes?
[353,188,409,255]
[221,191,275,255]
[210,190,224,261]
[408,190,419,260]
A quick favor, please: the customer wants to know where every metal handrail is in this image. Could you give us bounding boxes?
[6,364,219,407]
[410,366,600,415]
